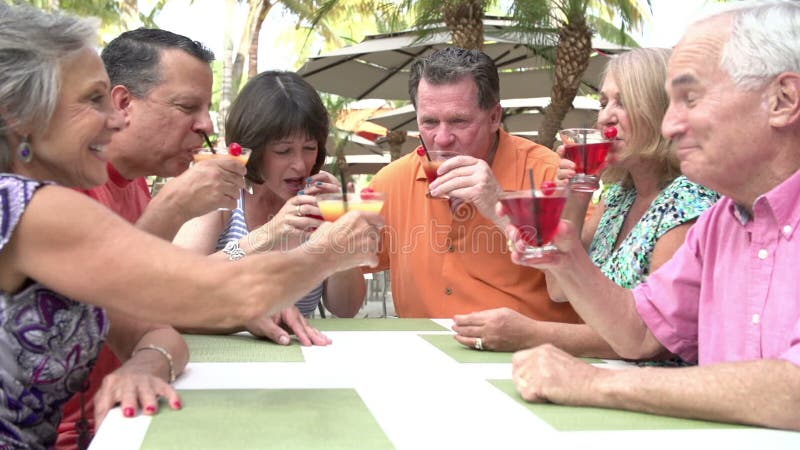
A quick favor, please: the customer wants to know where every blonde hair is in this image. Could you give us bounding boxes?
[601,47,680,188]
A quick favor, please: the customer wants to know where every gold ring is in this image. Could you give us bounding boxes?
[296,204,303,217]
[474,337,484,351]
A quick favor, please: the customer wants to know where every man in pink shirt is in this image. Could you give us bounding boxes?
[507,0,800,431]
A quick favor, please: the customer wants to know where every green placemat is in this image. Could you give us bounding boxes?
[309,318,447,332]
[490,380,746,431]
[183,334,303,363]
[421,334,603,364]
[141,389,393,450]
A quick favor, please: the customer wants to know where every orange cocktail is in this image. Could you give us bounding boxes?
[317,192,385,221]
[192,145,251,165]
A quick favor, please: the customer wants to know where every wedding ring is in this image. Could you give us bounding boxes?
[296,204,303,217]
[474,337,484,351]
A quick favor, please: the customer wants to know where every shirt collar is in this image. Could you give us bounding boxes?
[728,168,800,239]
[106,163,135,188]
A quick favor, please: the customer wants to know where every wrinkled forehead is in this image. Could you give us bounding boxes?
[666,16,732,90]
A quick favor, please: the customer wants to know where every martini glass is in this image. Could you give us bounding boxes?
[421,150,459,198]
[558,128,612,192]
[499,186,568,259]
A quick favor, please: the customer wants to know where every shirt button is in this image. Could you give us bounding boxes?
[752,314,760,324]
[783,225,793,236]
[444,287,453,295]
[448,245,455,252]
[757,249,768,259]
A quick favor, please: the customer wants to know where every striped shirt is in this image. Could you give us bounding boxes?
[216,191,323,317]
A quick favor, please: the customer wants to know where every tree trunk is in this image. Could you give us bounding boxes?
[231,0,261,95]
[442,0,486,50]
[248,1,273,78]
[386,130,407,161]
[219,0,237,142]
[536,15,593,149]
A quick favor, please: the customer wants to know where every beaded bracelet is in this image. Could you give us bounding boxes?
[132,344,176,383]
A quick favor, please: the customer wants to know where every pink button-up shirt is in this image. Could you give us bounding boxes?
[634,169,800,366]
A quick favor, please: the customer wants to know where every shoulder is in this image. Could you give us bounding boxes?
[504,132,559,165]
[371,151,420,189]
[0,175,50,251]
[660,176,720,218]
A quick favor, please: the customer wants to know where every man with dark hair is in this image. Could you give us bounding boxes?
[368,47,580,325]
[57,29,318,448]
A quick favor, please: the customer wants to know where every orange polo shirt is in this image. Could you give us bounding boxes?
[369,130,580,322]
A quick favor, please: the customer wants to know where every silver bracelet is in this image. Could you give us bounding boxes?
[222,240,246,261]
[132,344,176,383]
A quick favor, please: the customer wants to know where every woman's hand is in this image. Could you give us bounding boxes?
[246,306,332,346]
[249,195,325,252]
[93,363,182,429]
[301,170,341,196]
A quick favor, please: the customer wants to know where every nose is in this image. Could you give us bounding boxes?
[431,126,455,150]
[661,102,685,141]
[597,106,616,128]
[192,109,215,136]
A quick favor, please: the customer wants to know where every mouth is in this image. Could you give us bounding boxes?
[284,177,305,193]
[89,144,107,161]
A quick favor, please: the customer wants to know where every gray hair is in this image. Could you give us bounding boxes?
[0,1,99,171]
[101,28,214,98]
[710,0,800,90]
[408,47,500,110]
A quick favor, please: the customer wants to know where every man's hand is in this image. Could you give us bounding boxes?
[428,155,503,223]
[246,306,332,346]
[512,344,605,405]
[305,210,384,272]
[159,158,247,220]
[452,308,538,352]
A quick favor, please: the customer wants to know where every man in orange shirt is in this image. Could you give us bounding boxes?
[369,47,579,326]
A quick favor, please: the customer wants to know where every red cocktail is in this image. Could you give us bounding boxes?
[420,150,459,198]
[499,187,567,258]
[559,128,611,192]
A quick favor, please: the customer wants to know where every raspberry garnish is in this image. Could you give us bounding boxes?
[228,142,243,156]
[540,181,557,196]
[360,187,377,200]
[416,147,427,157]
[603,126,618,139]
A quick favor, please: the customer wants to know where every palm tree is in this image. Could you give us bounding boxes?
[511,0,649,148]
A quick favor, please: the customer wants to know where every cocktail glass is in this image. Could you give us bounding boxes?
[558,128,612,192]
[421,150,459,198]
[192,145,252,209]
[317,192,385,222]
[499,187,568,259]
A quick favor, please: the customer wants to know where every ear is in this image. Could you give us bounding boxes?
[768,73,800,128]
[488,102,503,132]
[110,84,136,128]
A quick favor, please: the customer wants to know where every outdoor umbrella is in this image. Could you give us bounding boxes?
[368,96,600,133]
[298,17,626,101]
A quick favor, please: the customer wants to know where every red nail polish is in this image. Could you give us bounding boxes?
[123,407,135,418]
[172,401,182,410]
[145,405,156,414]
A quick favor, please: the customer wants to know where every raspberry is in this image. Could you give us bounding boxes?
[416,147,427,157]
[540,181,557,196]
[603,126,618,139]
[228,142,243,156]
[360,187,377,200]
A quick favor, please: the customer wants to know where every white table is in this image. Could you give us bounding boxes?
[90,319,800,449]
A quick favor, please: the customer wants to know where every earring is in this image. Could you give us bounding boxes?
[17,137,32,163]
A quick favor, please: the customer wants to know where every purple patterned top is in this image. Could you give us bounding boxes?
[0,175,108,449]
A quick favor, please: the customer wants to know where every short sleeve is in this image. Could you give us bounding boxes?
[653,176,719,238]
[633,221,704,363]
[0,175,47,252]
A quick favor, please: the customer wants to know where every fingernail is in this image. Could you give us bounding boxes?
[305,177,313,182]
[123,407,135,418]
[172,401,182,410]
[297,190,305,195]
[145,405,156,414]
[315,181,323,186]
[279,335,291,345]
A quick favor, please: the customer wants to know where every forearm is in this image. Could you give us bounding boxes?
[128,328,189,382]
[536,322,622,359]
[544,270,566,302]
[561,189,592,242]
[323,268,366,318]
[549,250,659,359]
[593,359,800,430]
[136,191,192,241]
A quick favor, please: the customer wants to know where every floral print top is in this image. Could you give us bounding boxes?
[0,174,108,449]
[589,176,719,289]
